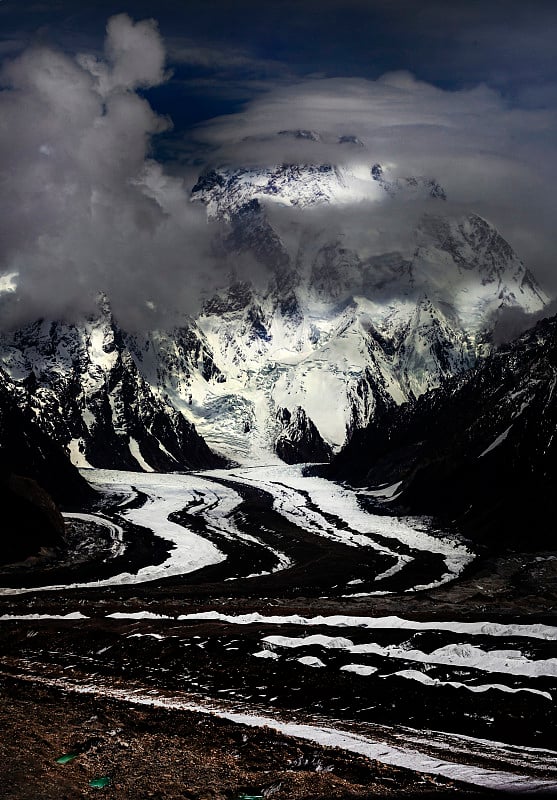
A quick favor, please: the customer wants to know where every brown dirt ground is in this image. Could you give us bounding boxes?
[0,676,484,800]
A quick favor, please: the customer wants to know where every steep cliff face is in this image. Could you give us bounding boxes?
[275,406,333,464]
[331,314,557,549]
[0,304,226,472]
[0,369,93,505]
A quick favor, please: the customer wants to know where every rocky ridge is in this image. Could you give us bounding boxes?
[0,303,225,473]
[331,312,557,549]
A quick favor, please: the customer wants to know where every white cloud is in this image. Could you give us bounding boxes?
[0,14,227,329]
[77,14,168,97]
[167,38,285,75]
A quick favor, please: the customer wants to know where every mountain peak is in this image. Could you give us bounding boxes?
[372,163,446,200]
[191,159,448,220]
[277,129,322,141]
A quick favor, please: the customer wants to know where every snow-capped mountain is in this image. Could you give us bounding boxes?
[0,153,548,469]
[331,312,557,550]
[0,301,225,472]
[180,158,547,461]
[191,159,447,219]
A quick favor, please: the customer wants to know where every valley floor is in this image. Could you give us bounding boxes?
[1,466,556,798]
[1,674,482,800]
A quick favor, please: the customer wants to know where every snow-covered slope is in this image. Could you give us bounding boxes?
[180,158,547,461]
[0,300,224,472]
[191,160,447,219]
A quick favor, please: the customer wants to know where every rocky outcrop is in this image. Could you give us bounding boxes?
[0,370,94,563]
[0,305,226,472]
[275,407,333,464]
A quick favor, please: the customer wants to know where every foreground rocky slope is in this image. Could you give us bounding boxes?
[332,313,557,549]
[1,676,473,800]
[0,369,94,563]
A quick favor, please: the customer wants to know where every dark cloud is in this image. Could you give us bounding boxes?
[490,300,557,345]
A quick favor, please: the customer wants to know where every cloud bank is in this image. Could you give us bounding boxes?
[0,14,229,329]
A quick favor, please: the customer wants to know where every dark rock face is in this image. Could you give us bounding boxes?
[0,474,65,565]
[227,199,290,273]
[0,371,93,506]
[203,282,254,316]
[332,314,557,549]
[371,163,447,200]
[275,407,333,464]
[0,371,95,563]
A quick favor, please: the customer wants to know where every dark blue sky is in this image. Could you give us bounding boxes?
[2,0,556,138]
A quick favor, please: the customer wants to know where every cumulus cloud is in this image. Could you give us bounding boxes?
[77,14,168,95]
[0,14,227,329]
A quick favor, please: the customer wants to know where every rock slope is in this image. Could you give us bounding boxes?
[332,313,557,549]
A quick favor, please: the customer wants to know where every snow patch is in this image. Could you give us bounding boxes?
[391,669,552,701]
[297,655,326,668]
[172,611,557,641]
[0,612,88,621]
[341,664,378,676]
[360,481,403,499]
[129,438,154,472]
[68,439,93,469]
[264,634,557,679]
